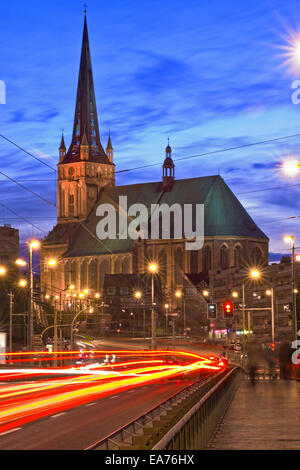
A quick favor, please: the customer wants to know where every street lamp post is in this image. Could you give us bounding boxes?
[164,304,169,335]
[134,291,142,338]
[28,240,40,351]
[266,288,275,344]
[284,236,297,340]
[8,290,13,354]
[148,263,158,350]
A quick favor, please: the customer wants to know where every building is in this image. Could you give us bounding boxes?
[206,257,299,342]
[41,14,269,333]
[0,225,19,265]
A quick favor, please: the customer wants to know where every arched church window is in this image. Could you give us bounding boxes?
[89,259,98,291]
[220,245,229,270]
[234,245,243,267]
[251,246,264,266]
[203,246,212,273]
[175,247,183,286]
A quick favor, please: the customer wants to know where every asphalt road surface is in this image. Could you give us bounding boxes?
[0,377,195,450]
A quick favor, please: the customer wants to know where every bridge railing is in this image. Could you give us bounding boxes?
[152,367,242,450]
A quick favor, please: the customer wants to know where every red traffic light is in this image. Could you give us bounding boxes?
[223,301,234,315]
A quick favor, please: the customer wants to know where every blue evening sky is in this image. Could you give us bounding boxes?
[1,0,300,259]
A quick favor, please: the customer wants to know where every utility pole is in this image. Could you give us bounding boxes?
[151,273,156,350]
[8,290,13,353]
[28,245,33,351]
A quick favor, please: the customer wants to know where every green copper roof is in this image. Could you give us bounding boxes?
[61,175,268,258]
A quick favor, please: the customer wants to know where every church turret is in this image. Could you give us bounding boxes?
[162,140,175,190]
[106,134,113,163]
[59,133,66,163]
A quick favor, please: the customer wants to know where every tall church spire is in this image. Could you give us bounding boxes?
[65,14,108,163]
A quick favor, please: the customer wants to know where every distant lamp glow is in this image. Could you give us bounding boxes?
[232,291,239,298]
[78,293,84,298]
[89,307,94,313]
[134,291,142,299]
[148,263,158,273]
[250,269,261,279]
[95,293,101,299]
[45,294,50,300]
[69,284,75,291]
[202,290,209,297]
[282,160,300,177]
[83,289,89,295]
[18,279,27,288]
[175,290,182,298]
[266,289,272,296]
[29,240,40,250]
[284,235,295,245]
[165,303,169,309]
[47,259,57,267]
[55,295,59,300]
[294,288,298,294]
[295,254,300,262]
[15,259,27,267]
[0,266,7,276]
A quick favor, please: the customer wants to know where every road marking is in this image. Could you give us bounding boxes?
[109,395,119,399]
[86,402,97,407]
[51,412,66,419]
[0,428,21,436]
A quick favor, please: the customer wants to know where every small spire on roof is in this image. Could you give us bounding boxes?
[166,137,172,155]
[106,132,113,151]
[59,131,66,150]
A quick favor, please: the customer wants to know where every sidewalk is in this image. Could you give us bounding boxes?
[210,379,300,450]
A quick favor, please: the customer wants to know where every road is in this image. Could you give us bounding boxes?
[0,341,223,450]
[0,376,198,450]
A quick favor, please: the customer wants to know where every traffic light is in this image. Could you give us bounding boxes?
[207,303,217,319]
[223,301,234,316]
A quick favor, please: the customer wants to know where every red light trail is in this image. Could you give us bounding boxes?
[0,350,223,435]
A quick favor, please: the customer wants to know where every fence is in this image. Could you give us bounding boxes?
[152,367,242,450]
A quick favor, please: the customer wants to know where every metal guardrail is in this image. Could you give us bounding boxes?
[153,367,242,450]
[85,368,238,450]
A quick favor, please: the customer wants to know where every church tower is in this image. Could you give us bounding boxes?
[162,140,175,190]
[57,13,115,223]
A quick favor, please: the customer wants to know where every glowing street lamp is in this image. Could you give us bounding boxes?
[232,291,239,298]
[29,240,41,250]
[249,268,261,279]
[282,160,300,177]
[83,289,89,295]
[47,259,57,268]
[0,266,6,276]
[69,284,75,290]
[148,263,158,273]
[202,290,209,297]
[175,290,182,298]
[134,291,142,299]
[15,259,27,267]
[95,292,101,299]
[18,279,27,288]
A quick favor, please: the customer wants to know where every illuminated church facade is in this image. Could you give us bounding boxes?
[41,15,269,310]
